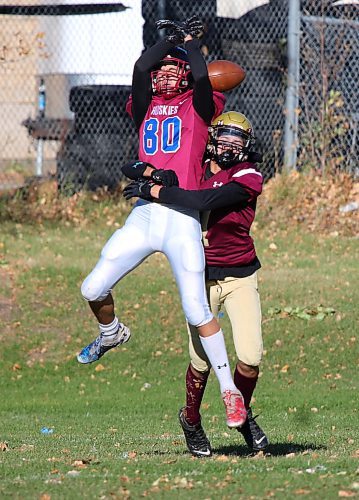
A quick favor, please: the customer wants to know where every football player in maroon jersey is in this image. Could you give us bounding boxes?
[78,19,247,430]
[123,111,269,457]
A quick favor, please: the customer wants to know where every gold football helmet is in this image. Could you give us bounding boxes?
[207,111,255,167]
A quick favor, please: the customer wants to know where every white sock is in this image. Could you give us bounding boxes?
[99,317,120,345]
[200,330,238,394]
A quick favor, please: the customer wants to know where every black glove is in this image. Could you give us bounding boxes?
[150,168,179,187]
[123,180,154,201]
[156,19,187,45]
[185,15,204,39]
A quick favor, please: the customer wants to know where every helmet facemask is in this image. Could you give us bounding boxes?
[208,125,254,168]
[151,57,192,99]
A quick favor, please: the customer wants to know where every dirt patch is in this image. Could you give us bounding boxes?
[0,296,14,322]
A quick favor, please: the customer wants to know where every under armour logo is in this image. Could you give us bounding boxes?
[217,363,227,369]
[213,181,223,187]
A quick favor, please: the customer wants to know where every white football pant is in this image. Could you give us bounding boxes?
[81,200,213,327]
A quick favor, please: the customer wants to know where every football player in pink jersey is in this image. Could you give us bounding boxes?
[77,18,247,430]
[123,111,269,457]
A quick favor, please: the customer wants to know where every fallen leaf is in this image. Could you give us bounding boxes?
[67,470,80,477]
[172,477,193,489]
[72,459,89,468]
[95,364,105,372]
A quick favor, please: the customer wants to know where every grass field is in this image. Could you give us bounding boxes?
[0,207,358,499]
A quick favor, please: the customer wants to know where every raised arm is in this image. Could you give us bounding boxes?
[131,39,175,129]
[130,16,205,129]
[185,38,215,124]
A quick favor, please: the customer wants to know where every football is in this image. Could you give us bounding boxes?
[207,60,246,92]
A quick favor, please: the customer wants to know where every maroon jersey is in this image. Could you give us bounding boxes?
[200,162,263,267]
[126,90,225,190]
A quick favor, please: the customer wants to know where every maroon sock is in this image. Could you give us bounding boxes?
[234,368,258,409]
[184,364,209,425]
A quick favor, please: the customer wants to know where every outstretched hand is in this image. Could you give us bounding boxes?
[123,180,154,201]
[185,15,204,39]
[155,19,187,45]
[156,17,204,44]
[151,168,179,187]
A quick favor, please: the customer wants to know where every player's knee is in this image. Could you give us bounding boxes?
[190,358,210,373]
[238,351,262,368]
[182,294,212,327]
[81,274,109,302]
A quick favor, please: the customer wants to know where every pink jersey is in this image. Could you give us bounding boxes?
[200,162,263,267]
[126,90,225,190]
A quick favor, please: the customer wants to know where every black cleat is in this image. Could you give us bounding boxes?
[237,407,269,451]
[178,407,212,458]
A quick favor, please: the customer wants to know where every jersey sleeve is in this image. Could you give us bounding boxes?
[231,163,263,196]
[121,160,153,180]
[158,182,251,211]
[185,39,215,124]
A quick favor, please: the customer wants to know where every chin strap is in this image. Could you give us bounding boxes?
[216,150,247,168]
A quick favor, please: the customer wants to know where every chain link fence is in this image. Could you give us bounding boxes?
[299,0,359,175]
[0,0,358,192]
